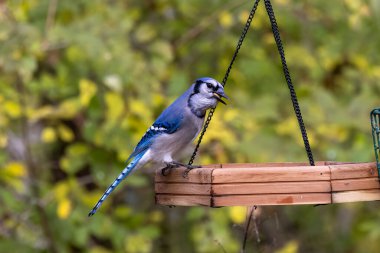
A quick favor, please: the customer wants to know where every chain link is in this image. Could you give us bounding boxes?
[188,0,261,166]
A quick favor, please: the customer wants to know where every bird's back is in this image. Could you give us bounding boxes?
[154,84,195,128]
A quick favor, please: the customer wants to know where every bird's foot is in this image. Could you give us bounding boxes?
[160,161,201,177]
[161,162,180,176]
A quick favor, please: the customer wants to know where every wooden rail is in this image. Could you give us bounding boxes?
[155,162,380,207]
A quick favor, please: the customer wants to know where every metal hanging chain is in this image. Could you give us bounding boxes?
[189,0,315,166]
[263,0,315,166]
[188,0,261,166]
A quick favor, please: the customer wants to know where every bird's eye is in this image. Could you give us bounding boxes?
[206,83,213,89]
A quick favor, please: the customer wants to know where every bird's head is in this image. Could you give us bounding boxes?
[188,77,229,117]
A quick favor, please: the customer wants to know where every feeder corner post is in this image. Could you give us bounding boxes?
[371,108,380,180]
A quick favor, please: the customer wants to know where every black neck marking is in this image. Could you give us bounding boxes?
[194,80,203,94]
[187,94,206,118]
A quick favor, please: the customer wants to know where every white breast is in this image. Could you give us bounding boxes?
[149,108,204,164]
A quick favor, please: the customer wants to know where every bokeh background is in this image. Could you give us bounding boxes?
[1,0,380,252]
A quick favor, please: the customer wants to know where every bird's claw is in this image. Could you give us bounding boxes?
[161,162,180,176]
[161,167,172,176]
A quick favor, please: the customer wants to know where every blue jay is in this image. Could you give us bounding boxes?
[88,77,228,216]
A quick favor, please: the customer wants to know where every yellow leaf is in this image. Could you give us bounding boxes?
[79,79,98,107]
[58,124,74,142]
[203,112,235,145]
[68,143,89,156]
[129,99,147,116]
[4,162,26,177]
[12,0,36,21]
[223,109,239,122]
[54,182,69,200]
[1,162,26,191]
[28,105,54,121]
[59,157,70,172]
[117,149,131,162]
[275,117,297,136]
[57,198,72,219]
[152,93,165,107]
[124,234,152,253]
[105,92,124,121]
[275,117,317,147]
[287,46,317,69]
[219,11,233,28]
[352,54,369,70]
[275,240,299,253]
[228,206,246,224]
[316,124,349,142]
[114,206,132,219]
[58,99,80,119]
[4,101,22,118]
[41,127,57,143]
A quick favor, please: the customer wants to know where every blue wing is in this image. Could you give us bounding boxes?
[126,85,193,162]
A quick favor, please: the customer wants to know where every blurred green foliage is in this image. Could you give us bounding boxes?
[1,0,380,252]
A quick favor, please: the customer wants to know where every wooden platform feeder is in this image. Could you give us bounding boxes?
[154,0,380,208]
[155,162,380,207]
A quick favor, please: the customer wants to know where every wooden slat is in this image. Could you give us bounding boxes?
[332,178,380,192]
[325,161,367,165]
[155,183,211,195]
[212,181,331,195]
[212,166,331,183]
[218,161,355,168]
[332,189,380,203]
[330,163,377,180]
[220,161,327,168]
[156,194,211,206]
[213,193,331,206]
[200,164,220,169]
[155,166,216,183]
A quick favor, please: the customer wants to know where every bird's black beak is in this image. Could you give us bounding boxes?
[213,91,229,105]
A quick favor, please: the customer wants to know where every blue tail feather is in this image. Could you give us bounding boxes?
[88,154,144,217]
